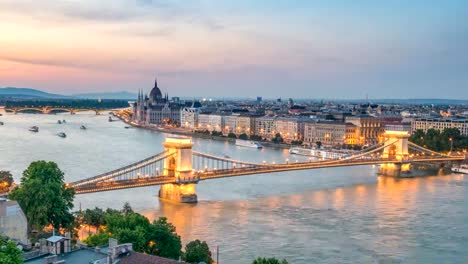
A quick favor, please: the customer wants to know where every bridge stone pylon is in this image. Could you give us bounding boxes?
[380,130,411,176]
[159,136,198,203]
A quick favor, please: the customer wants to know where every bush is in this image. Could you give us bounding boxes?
[250,135,262,141]
[228,132,237,138]
[239,133,249,140]
[183,239,212,264]
[252,257,288,264]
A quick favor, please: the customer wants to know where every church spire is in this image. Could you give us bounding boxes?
[154,77,158,88]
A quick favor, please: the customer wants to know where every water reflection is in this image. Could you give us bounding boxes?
[139,174,466,263]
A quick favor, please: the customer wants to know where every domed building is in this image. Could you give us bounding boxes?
[132,78,182,125]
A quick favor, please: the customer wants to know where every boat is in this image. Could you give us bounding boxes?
[80,125,87,130]
[29,126,39,132]
[62,120,66,123]
[451,164,468,174]
[0,121,3,125]
[109,117,113,122]
[235,139,263,148]
[124,126,131,129]
[57,120,62,124]
[57,132,67,138]
[289,147,354,159]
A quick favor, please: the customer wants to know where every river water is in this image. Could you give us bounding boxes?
[0,112,466,263]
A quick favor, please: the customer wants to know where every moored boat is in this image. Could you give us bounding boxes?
[57,132,67,138]
[451,164,468,174]
[289,146,355,159]
[80,125,87,130]
[235,139,263,148]
[57,120,62,124]
[29,126,39,132]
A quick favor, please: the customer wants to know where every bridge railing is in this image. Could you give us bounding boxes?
[70,150,174,187]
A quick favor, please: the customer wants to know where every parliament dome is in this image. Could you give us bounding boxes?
[149,78,162,101]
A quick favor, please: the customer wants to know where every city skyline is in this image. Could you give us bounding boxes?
[1,0,467,99]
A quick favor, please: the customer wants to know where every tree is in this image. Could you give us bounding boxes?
[9,161,75,232]
[252,257,288,264]
[85,206,182,260]
[409,128,468,152]
[0,236,23,264]
[82,207,106,233]
[211,131,223,137]
[250,135,262,141]
[228,132,237,138]
[272,133,283,144]
[0,171,13,193]
[147,217,182,259]
[183,239,212,264]
[239,133,249,140]
[83,230,110,247]
[316,141,322,149]
[122,202,134,215]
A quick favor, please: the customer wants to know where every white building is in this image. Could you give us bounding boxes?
[412,117,468,136]
[198,114,223,132]
[223,115,237,135]
[274,117,304,143]
[180,103,201,130]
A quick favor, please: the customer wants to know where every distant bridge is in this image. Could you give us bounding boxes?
[5,106,117,115]
[69,131,465,203]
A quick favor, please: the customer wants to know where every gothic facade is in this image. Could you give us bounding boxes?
[133,79,182,125]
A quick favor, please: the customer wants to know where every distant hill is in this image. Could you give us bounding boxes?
[72,91,137,100]
[0,87,67,99]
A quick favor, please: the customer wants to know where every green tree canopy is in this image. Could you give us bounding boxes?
[228,132,237,138]
[183,239,212,264]
[252,257,289,264]
[409,128,468,152]
[147,217,182,259]
[9,161,75,232]
[85,205,182,260]
[250,135,262,141]
[0,236,23,264]
[272,133,283,144]
[239,133,249,140]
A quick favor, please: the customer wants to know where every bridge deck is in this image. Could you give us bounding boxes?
[72,155,464,194]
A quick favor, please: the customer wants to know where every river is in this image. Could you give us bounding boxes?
[0,111,466,263]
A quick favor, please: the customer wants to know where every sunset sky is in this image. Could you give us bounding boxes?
[1,0,467,99]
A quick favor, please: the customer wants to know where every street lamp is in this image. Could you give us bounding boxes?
[449,137,453,153]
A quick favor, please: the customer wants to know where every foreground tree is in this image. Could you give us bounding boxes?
[148,217,182,259]
[85,205,182,259]
[9,161,75,232]
[0,236,23,264]
[183,239,212,264]
[252,257,288,264]
[0,171,14,193]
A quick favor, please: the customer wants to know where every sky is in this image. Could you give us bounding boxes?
[0,0,467,99]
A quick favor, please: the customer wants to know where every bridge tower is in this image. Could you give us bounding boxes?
[379,130,411,177]
[158,136,198,203]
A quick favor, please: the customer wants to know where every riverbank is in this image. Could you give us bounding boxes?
[113,112,291,150]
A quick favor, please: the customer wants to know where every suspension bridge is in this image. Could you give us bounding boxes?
[69,131,465,202]
[5,106,116,115]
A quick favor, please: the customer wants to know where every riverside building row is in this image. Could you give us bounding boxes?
[411,117,468,136]
[179,109,385,146]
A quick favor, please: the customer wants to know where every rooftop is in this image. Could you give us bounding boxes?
[25,248,107,264]
[119,252,187,264]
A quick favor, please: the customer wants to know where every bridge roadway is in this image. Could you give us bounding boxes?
[72,155,464,194]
